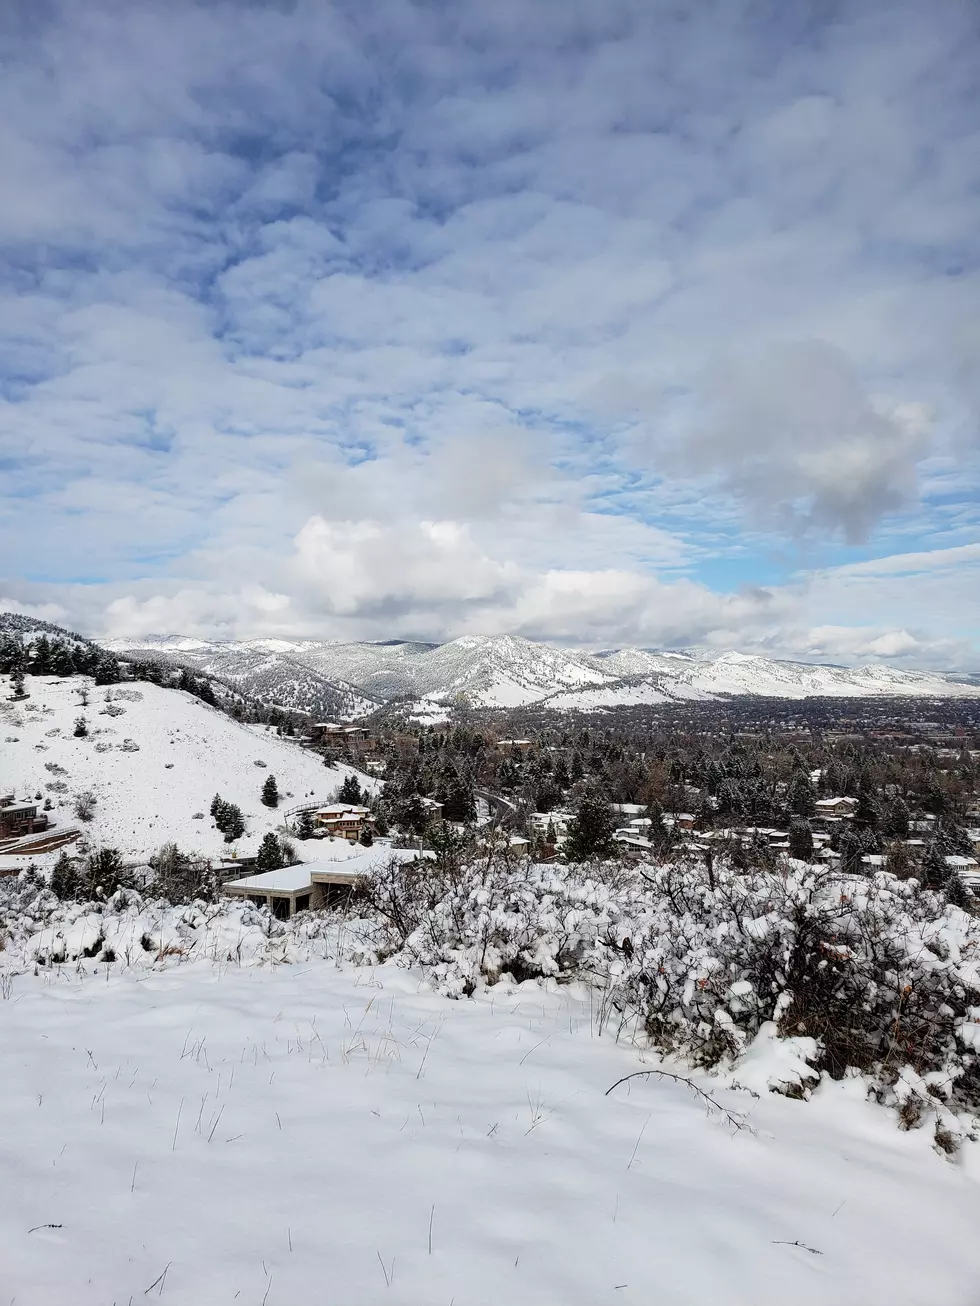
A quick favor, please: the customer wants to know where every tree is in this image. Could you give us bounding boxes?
[52,642,78,677]
[837,827,864,876]
[149,843,215,904]
[338,774,362,805]
[787,770,815,818]
[82,847,129,899]
[256,833,285,871]
[296,809,314,840]
[359,827,374,847]
[881,797,910,839]
[31,636,52,675]
[261,774,279,808]
[853,780,880,833]
[10,666,26,698]
[565,789,617,862]
[93,655,120,686]
[73,716,88,738]
[50,852,79,900]
[211,796,245,842]
[788,818,814,861]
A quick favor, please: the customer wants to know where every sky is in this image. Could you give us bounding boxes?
[1,0,979,666]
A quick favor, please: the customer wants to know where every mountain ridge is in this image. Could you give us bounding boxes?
[100,631,980,713]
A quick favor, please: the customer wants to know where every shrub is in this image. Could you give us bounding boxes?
[73,790,96,821]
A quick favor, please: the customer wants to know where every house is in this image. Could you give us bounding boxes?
[312,803,373,841]
[0,796,49,840]
[814,797,857,817]
[417,797,444,823]
[223,848,433,918]
[308,723,374,753]
[669,812,696,831]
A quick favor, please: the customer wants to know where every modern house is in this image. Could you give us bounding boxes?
[223,847,433,919]
[0,796,49,840]
[814,797,857,817]
[312,803,373,840]
[496,739,533,755]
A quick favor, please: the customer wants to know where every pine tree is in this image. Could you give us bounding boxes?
[853,780,880,833]
[31,636,52,675]
[50,852,79,901]
[359,827,374,847]
[261,774,279,808]
[565,790,617,862]
[788,818,814,861]
[83,847,128,898]
[787,770,815,818]
[338,774,362,805]
[297,809,314,840]
[837,827,864,876]
[210,793,223,819]
[10,666,26,698]
[73,716,88,738]
[881,797,910,838]
[51,642,77,677]
[256,833,284,871]
[220,803,245,843]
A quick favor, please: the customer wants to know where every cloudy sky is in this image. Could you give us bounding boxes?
[2,0,979,665]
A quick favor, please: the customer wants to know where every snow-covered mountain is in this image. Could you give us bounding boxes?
[100,633,980,713]
[102,637,379,720]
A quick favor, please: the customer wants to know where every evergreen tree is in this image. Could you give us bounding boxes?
[565,789,617,862]
[51,642,77,677]
[837,827,864,876]
[93,655,120,686]
[945,872,971,910]
[297,809,314,840]
[441,774,476,823]
[853,780,880,833]
[10,666,26,697]
[50,852,79,901]
[787,770,816,818]
[881,797,910,839]
[922,839,950,891]
[83,847,129,898]
[338,774,362,805]
[788,818,814,861]
[359,827,374,847]
[220,803,246,843]
[31,636,52,675]
[73,716,88,738]
[256,833,285,871]
[261,774,279,808]
[210,793,223,819]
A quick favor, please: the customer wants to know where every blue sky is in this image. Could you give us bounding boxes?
[1,0,979,665]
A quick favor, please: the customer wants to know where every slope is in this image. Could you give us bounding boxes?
[1,953,977,1305]
[0,673,374,862]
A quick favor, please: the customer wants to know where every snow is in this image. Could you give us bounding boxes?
[222,863,319,892]
[1,953,979,1306]
[0,675,376,863]
[103,634,980,711]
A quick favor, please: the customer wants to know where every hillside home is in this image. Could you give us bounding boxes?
[312,803,373,841]
[0,796,49,840]
[814,797,857,817]
[223,848,433,918]
[417,796,444,823]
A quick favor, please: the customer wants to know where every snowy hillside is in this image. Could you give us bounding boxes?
[0,674,374,862]
[1,942,978,1305]
[101,632,980,712]
[102,637,379,720]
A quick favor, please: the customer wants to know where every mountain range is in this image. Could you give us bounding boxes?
[101,633,980,716]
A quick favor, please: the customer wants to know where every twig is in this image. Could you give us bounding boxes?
[28,1223,62,1233]
[773,1240,823,1255]
[626,1113,651,1170]
[143,1262,171,1294]
[376,1251,392,1287]
[171,1098,184,1152]
[604,1069,751,1133]
[428,1204,435,1255]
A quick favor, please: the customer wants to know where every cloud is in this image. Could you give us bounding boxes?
[0,0,977,664]
[654,340,930,543]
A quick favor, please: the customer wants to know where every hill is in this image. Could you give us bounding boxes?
[0,672,375,863]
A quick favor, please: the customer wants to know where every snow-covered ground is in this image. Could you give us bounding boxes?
[0,675,375,862]
[2,951,979,1306]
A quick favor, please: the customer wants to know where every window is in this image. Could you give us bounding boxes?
[295,894,310,913]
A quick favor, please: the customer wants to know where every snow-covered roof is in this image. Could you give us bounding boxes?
[226,864,318,893]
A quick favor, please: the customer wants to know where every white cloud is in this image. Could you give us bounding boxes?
[0,0,977,665]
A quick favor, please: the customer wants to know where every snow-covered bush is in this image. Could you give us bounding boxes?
[356,855,980,1115]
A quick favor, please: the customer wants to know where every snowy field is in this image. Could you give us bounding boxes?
[3,955,980,1306]
[0,675,374,861]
